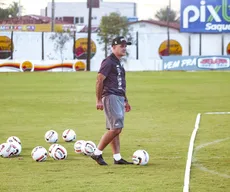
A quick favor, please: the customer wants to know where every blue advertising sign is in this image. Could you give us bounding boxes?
[162,56,230,71]
[180,0,230,33]
[127,17,138,22]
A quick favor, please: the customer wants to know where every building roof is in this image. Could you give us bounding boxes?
[128,20,180,30]
[79,26,100,33]
[78,19,180,33]
[0,15,72,24]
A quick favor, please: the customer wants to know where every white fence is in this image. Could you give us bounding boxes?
[1,31,229,72]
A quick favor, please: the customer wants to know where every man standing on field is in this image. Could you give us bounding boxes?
[91,36,133,165]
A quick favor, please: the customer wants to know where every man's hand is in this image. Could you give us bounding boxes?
[96,100,103,110]
[125,102,131,112]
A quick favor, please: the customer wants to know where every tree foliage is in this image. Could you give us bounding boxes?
[0,8,10,20]
[49,31,73,63]
[0,1,22,20]
[155,7,179,23]
[97,12,131,58]
[8,2,21,17]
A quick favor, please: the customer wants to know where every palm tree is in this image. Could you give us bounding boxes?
[8,2,20,17]
[155,6,179,23]
[0,1,23,20]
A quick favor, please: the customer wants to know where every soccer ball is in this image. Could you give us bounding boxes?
[81,141,96,156]
[74,140,85,154]
[132,150,149,165]
[31,146,48,162]
[62,129,76,142]
[6,136,21,145]
[51,145,67,160]
[0,143,15,158]
[44,130,58,143]
[48,144,60,158]
[10,142,22,156]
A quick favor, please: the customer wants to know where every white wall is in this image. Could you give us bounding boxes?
[129,22,179,34]
[128,22,189,59]
[201,34,222,56]
[1,29,229,72]
[190,34,200,56]
[43,32,74,60]
[0,59,163,72]
[128,22,230,59]
[40,9,46,16]
[13,32,42,60]
[46,2,136,25]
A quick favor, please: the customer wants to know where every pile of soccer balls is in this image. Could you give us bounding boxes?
[31,129,77,162]
[1,129,149,165]
[31,129,98,162]
[0,136,22,157]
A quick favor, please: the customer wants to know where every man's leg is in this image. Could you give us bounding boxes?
[91,129,121,165]
[110,134,120,154]
[92,95,131,165]
[110,133,133,165]
[97,129,121,151]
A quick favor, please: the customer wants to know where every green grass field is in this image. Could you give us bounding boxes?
[0,72,229,192]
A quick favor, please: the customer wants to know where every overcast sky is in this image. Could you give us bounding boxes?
[0,0,180,19]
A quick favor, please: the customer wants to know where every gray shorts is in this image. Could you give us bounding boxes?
[102,94,125,129]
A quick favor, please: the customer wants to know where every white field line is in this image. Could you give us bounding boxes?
[183,111,230,192]
[193,138,230,179]
[183,113,201,192]
[194,138,230,151]
[205,112,230,115]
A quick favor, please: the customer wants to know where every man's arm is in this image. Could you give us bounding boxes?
[124,94,128,103]
[96,73,106,110]
[124,93,131,112]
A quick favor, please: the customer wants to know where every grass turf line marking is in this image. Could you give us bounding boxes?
[183,113,201,192]
[183,112,230,192]
[205,112,230,115]
[193,137,230,179]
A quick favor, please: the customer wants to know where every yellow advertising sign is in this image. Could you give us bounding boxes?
[74,38,96,59]
[158,39,182,56]
[74,61,86,71]
[21,61,33,72]
[0,24,70,32]
[0,36,13,59]
[227,42,230,55]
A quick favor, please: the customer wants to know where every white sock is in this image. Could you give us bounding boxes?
[113,153,121,161]
[94,148,102,155]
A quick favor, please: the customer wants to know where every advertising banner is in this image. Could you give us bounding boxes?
[0,60,86,72]
[0,24,77,32]
[162,56,230,71]
[180,0,230,33]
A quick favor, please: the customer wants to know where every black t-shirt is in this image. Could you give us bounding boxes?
[98,53,126,98]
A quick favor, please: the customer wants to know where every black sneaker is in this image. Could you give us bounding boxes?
[114,158,133,165]
[91,154,108,165]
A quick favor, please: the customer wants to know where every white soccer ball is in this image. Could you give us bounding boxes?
[31,146,48,162]
[10,142,22,156]
[132,150,149,165]
[74,140,85,154]
[48,144,60,157]
[62,129,76,142]
[45,130,58,143]
[6,136,21,145]
[81,141,96,156]
[51,145,67,160]
[0,143,15,158]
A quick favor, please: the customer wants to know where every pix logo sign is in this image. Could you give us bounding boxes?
[181,0,230,33]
